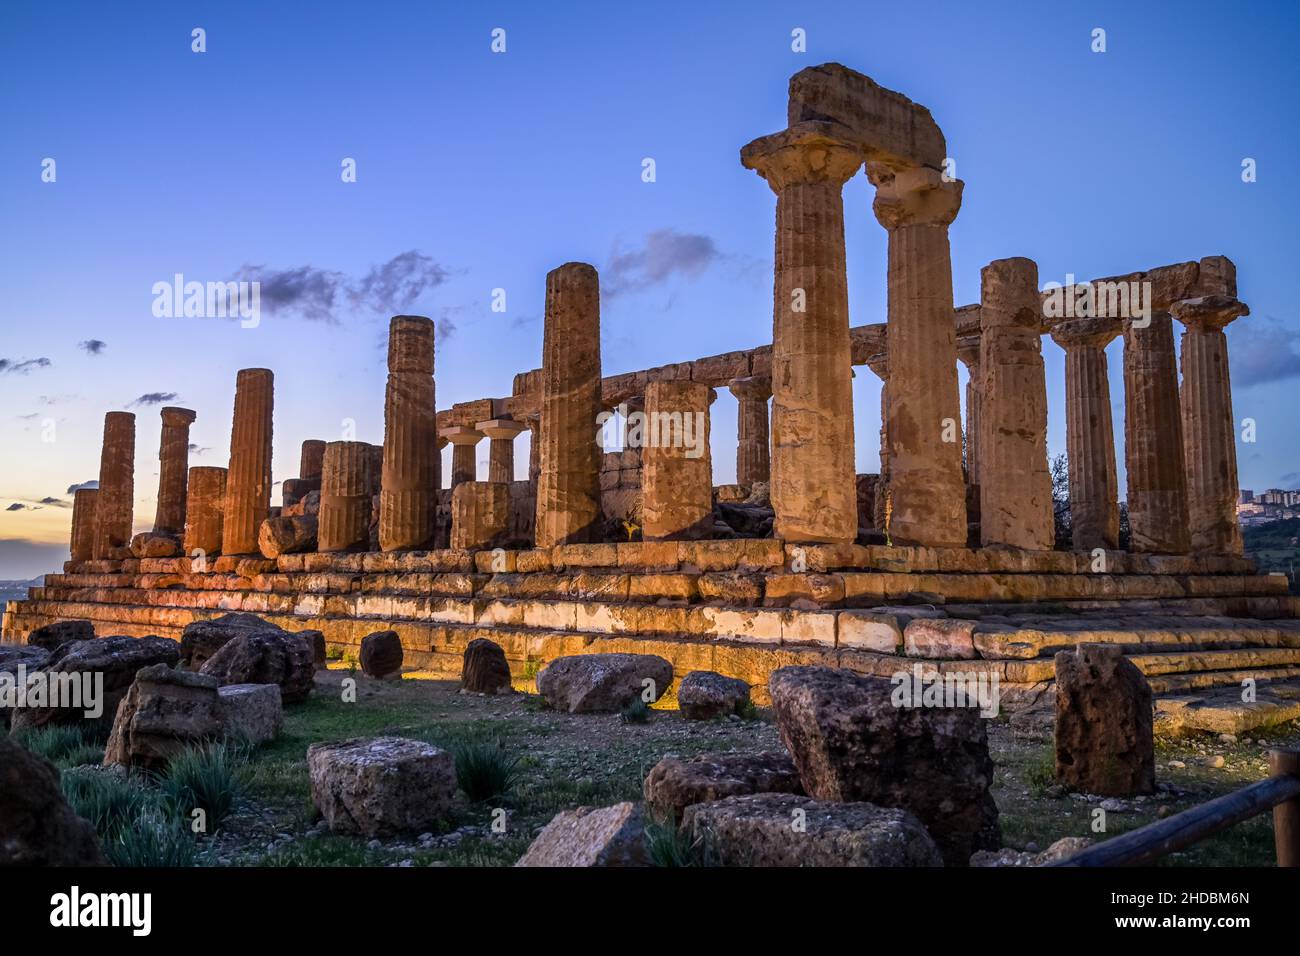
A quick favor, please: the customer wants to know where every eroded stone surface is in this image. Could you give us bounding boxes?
[103,663,223,770]
[1055,644,1155,796]
[515,801,648,867]
[676,670,751,719]
[536,653,672,713]
[0,737,104,865]
[644,750,803,823]
[307,736,457,837]
[359,629,403,678]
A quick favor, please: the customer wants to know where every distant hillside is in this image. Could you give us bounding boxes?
[1243,517,1300,593]
[0,578,42,606]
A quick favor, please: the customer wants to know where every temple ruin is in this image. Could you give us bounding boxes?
[5,64,1298,735]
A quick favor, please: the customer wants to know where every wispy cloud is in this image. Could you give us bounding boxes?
[79,339,107,355]
[235,250,452,323]
[187,443,212,456]
[0,357,52,375]
[603,229,720,297]
[66,480,98,494]
[5,503,27,511]
[1230,315,1300,387]
[129,392,179,407]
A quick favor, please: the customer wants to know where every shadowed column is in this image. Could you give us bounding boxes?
[184,466,227,559]
[153,406,196,537]
[1051,318,1121,551]
[979,258,1054,550]
[442,427,483,490]
[92,411,135,559]
[318,441,371,552]
[864,352,890,533]
[535,262,603,547]
[299,440,325,481]
[1173,295,1249,555]
[451,481,510,550]
[642,381,714,540]
[221,368,274,555]
[742,123,860,544]
[956,335,982,489]
[1123,312,1190,554]
[69,488,99,562]
[479,419,527,484]
[869,164,968,547]
[727,376,771,489]
[379,315,438,551]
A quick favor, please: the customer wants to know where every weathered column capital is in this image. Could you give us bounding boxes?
[440,425,484,446]
[1171,295,1249,332]
[727,375,772,402]
[868,164,963,230]
[741,121,863,192]
[864,352,889,380]
[476,418,527,441]
[160,406,197,428]
[955,335,981,370]
[1049,316,1121,351]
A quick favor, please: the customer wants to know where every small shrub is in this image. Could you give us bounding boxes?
[620,698,651,724]
[735,698,758,721]
[1027,748,1057,795]
[453,739,520,802]
[521,657,542,682]
[101,804,197,868]
[158,741,248,832]
[644,819,703,867]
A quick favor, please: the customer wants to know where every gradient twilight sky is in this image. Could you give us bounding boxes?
[2,0,1298,577]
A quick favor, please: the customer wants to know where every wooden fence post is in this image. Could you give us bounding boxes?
[1270,748,1300,867]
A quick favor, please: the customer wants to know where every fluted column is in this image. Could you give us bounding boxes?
[1123,311,1190,553]
[441,427,483,490]
[642,380,714,540]
[221,368,274,555]
[727,376,771,489]
[1050,318,1120,550]
[451,481,510,550]
[864,352,891,532]
[869,164,968,547]
[741,123,861,544]
[955,335,982,488]
[1173,295,1249,555]
[478,419,527,484]
[525,412,542,482]
[978,258,1054,550]
[92,411,135,559]
[535,262,603,547]
[318,441,371,552]
[184,466,227,557]
[379,315,437,551]
[299,440,325,480]
[69,488,99,562]
[153,406,196,537]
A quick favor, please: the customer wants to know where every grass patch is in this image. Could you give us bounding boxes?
[452,739,521,802]
[157,741,249,833]
[644,818,704,867]
[11,723,104,765]
[620,698,651,724]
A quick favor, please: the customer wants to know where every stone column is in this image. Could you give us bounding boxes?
[955,335,982,488]
[641,380,713,540]
[978,258,1054,550]
[525,412,542,483]
[1172,295,1249,555]
[450,481,510,550]
[741,123,861,544]
[152,406,196,538]
[727,376,771,489]
[184,466,227,558]
[92,411,135,559]
[69,488,99,562]
[221,368,274,555]
[864,352,891,533]
[535,262,603,547]
[478,419,527,484]
[379,315,437,551]
[441,426,483,490]
[1050,318,1121,551]
[869,164,968,547]
[299,440,325,480]
[318,441,371,552]
[1123,311,1191,554]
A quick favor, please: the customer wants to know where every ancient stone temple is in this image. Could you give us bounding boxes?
[6,63,1297,737]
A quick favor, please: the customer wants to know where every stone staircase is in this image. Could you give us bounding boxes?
[4,541,1299,735]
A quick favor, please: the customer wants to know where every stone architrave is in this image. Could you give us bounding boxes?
[869,164,968,548]
[535,262,604,547]
[741,122,861,544]
[153,407,197,538]
[379,315,438,551]
[1172,296,1249,555]
[641,380,713,540]
[91,411,135,559]
[978,257,1053,550]
[221,368,274,555]
[1050,318,1121,550]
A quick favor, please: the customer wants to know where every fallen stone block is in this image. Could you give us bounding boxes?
[1055,644,1155,796]
[102,663,224,771]
[644,751,803,824]
[676,670,751,720]
[515,802,649,867]
[218,683,282,745]
[536,653,673,713]
[307,736,457,837]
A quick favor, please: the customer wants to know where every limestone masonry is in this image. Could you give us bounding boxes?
[5,63,1297,737]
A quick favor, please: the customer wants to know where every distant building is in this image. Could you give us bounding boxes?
[1240,489,1254,503]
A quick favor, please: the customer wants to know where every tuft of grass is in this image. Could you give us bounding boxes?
[620,698,651,724]
[452,739,521,802]
[157,741,249,832]
[101,803,197,868]
[521,657,542,683]
[735,698,758,721]
[11,723,99,764]
[57,742,106,769]
[1026,747,1057,795]
[644,819,704,867]
[61,767,151,836]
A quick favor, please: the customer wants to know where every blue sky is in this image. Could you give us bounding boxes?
[2,0,1298,576]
